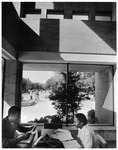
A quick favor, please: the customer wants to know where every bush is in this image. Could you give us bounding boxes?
[87,109,98,124]
[28,115,62,124]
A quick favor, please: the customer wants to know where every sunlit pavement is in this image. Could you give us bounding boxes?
[21,91,95,123]
[21,91,57,123]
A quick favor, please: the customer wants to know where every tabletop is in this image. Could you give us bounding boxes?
[16,128,81,148]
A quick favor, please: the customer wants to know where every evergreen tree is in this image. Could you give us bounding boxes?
[49,71,81,123]
[22,78,32,92]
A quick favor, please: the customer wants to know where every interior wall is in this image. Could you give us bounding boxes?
[112,3,116,21]
[3,60,22,117]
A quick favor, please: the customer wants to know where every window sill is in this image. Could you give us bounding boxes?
[21,123,116,131]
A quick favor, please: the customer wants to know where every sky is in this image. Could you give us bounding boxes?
[23,71,55,84]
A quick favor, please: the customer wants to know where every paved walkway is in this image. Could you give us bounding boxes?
[21,91,57,123]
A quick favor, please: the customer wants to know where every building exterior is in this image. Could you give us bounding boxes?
[2,2,116,144]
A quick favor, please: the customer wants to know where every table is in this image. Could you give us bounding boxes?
[16,128,81,148]
[41,129,81,148]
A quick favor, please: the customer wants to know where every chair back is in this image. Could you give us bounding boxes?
[96,134,108,148]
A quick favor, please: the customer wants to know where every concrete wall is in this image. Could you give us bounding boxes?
[53,2,113,12]
[95,67,114,124]
[112,3,116,21]
[21,2,113,19]
[3,60,22,107]
[2,2,116,55]
[2,2,19,59]
[59,20,116,54]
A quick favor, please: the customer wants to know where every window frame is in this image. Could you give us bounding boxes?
[2,58,6,118]
[21,63,115,126]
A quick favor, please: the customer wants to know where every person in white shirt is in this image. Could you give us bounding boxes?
[73,113,99,148]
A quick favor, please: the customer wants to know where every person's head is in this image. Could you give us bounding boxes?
[74,113,87,129]
[8,106,21,124]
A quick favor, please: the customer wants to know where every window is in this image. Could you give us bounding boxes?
[95,16,111,21]
[2,58,5,117]
[47,14,64,19]
[73,15,88,20]
[73,12,89,20]
[21,63,114,125]
[95,12,112,21]
[21,64,67,124]
[2,58,5,82]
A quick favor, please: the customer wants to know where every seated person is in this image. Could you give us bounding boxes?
[2,106,33,148]
[73,113,99,148]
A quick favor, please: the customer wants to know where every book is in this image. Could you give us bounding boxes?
[19,126,36,144]
[32,136,43,147]
[51,128,73,142]
[41,129,55,137]
[55,128,69,133]
[62,140,81,148]
[32,129,55,147]
[26,125,36,134]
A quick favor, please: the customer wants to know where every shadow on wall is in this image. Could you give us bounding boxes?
[2,2,116,55]
[82,21,116,52]
[20,2,36,18]
[2,5,116,70]
[16,18,60,52]
[2,2,60,53]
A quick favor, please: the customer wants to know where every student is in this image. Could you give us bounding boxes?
[2,106,32,148]
[73,113,99,148]
[29,90,33,100]
[35,90,40,102]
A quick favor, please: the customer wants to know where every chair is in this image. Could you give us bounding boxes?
[96,134,108,148]
[44,123,62,129]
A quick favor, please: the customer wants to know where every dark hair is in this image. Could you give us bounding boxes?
[8,106,21,116]
[75,113,87,125]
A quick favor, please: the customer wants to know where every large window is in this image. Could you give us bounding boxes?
[21,63,114,125]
